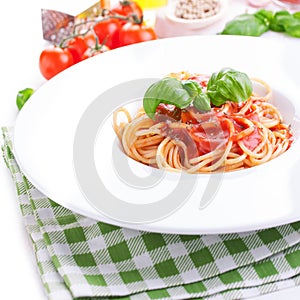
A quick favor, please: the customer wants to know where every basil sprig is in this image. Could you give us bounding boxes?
[220,9,300,38]
[143,68,252,119]
[181,80,211,112]
[207,68,253,107]
[16,87,34,110]
[142,77,194,119]
[220,13,269,37]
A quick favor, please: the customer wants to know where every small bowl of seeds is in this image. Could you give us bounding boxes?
[165,0,227,30]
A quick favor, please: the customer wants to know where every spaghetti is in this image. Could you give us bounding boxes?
[113,71,293,173]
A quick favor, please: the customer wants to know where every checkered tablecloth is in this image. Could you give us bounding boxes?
[2,126,300,300]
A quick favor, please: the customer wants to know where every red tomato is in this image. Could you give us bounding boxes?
[118,22,157,47]
[81,45,110,60]
[39,47,74,80]
[66,36,88,63]
[111,1,143,24]
[93,18,122,49]
[83,31,97,48]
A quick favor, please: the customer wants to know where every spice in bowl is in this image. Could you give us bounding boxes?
[174,0,220,20]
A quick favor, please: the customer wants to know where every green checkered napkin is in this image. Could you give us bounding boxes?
[2,127,300,300]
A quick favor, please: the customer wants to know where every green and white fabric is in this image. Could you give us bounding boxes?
[2,126,300,300]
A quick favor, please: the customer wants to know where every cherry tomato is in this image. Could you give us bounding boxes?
[93,18,122,49]
[66,36,88,63]
[111,1,143,24]
[39,46,74,80]
[118,22,157,47]
[83,31,97,48]
[81,45,110,60]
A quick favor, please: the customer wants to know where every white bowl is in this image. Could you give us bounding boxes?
[165,0,228,30]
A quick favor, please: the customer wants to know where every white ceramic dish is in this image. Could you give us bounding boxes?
[165,0,228,30]
[13,35,300,234]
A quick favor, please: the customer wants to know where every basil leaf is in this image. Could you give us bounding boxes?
[182,80,202,98]
[293,12,300,20]
[254,9,274,27]
[220,9,300,38]
[193,93,211,112]
[16,88,34,110]
[143,69,253,118]
[269,11,294,32]
[286,24,300,37]
[220,13,269,37]
[206,68,252,106]
[143,77,193,119]
[270,11,300,37]
[182,80,210,111]
[182,79,211,111]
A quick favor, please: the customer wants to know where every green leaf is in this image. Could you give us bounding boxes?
[293,12,300,20]
[206,68,252,106]
[182,80,211,111]
[143,77,193,119]
[269,11,293,32]
[143,69,253,118]
[220,9,300,39]
[16,88,34,110]
[286,24,300,37]
[270,10,300,37]
[273,11,300,37]
[254,9,274,27]
[220,13,269,37]
[193,93,211,112]
[182,80,202,98]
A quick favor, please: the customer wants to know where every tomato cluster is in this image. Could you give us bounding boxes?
[39,1,157,80]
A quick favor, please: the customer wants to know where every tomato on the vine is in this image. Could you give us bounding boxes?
[83,31,97,48]
[82,45,110,60]
[93,18,122,49]
[111,1,143,24]
[118,22,157,47]
[39,47,74,80]
[65,36,88,63]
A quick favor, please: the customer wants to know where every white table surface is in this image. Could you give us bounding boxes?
[0,0,299,299]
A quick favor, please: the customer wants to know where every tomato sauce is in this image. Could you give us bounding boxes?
[188,120,229,155]
[161,124,199,160]
[241,127,262,151]
[156,102,265,158]
[187,74,210,89]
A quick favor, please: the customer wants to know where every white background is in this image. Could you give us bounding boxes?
[0,0,299,299]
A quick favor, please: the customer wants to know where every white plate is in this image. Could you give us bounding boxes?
[13,35,300,234]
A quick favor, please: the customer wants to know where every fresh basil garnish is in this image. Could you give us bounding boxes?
[183,80,211,111]
[143,77,194,119]
[193,93,211,112]
[207,68,253,106]
[142,68,253,119]
[182,80,202,98]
